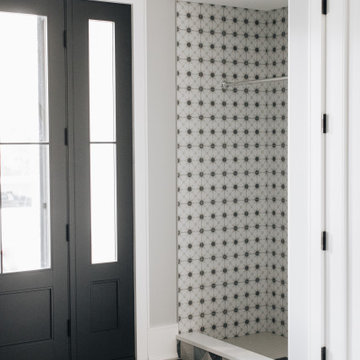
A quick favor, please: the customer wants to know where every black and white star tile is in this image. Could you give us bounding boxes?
[176,1,288,339]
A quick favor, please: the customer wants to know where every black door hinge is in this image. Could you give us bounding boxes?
[66,224,70,242]
[64,128,68,146]
[63,30,67,48]
[322,114,328,134]
[321,346,326,360]
[322,231,327,251]
[322,0,328,15]
[67,319,71,337]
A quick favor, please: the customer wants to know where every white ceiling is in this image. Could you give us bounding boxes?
[188,0,287,10]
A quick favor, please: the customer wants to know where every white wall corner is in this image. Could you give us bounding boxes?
[148,324,179,360]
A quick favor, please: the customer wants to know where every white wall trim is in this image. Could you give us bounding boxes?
[132,1,151,359]
[325,0,349,358]
[148,324,179,360]
[288,0,323,359]
[147,0,178,328]
[308,0,325,358]
[348,1,360,358]
[130,0,151,359]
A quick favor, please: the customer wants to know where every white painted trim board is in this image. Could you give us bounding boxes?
[325,0,349,358]
[349,1,360,359]
[149,324,179,360]
[289,0,323,359]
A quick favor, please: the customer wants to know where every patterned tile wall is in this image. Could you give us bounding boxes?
[176,1,288,339]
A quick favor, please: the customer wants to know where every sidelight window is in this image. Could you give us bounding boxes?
[88,20,118,264]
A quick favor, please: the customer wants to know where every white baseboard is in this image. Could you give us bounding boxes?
[148,323,179,360]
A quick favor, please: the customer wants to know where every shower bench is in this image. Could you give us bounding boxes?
[177,332,287,360]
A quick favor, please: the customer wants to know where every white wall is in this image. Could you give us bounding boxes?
[99,0,177,333]
[147,0,177,329]
[102,0,178,356]
[147,1,178,358]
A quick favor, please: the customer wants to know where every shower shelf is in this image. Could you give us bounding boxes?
[221,76,288,90]
[177,332,288,360]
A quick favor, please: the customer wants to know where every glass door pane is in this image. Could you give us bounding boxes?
[0,12,50,273]
[0,145,50,273]
[90,144,117,264]
[88,19,118,264]
[0,12,48,142]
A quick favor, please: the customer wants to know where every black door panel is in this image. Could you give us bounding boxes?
[70,1,134,359]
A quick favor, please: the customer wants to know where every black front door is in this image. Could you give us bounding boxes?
[0,1,134,359]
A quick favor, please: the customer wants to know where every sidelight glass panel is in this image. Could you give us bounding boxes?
[0,12,48,143]
[90,145,117,264]
[89,20,116,142]
[89,19,118,264]
[0,12,50,274]
[0,145,50,273]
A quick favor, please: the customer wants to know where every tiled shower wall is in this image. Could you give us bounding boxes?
[176,1,288,339]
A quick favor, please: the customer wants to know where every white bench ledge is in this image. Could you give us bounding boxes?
[177,333,272,360]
